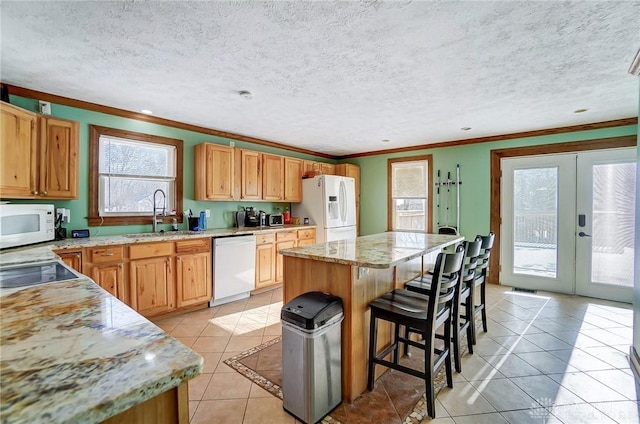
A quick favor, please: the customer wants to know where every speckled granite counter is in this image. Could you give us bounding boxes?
[0,274,203,423]
[279,231,463,268]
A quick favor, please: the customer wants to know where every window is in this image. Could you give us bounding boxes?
[89,126,183,226]
[388,155,432,232]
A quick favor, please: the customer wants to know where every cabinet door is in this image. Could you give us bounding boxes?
[39,116,79,199]
[255,242,275,289]
[320,163,336,176]
[194,143,234,200]
[275,240,296,283]
[90,263,126,301]
[240,149,262,200]
[283,157,302,202]
[176,252,212,307]
[57,251,83,273]
[130,256,175,317]
[0,102,37,198]
[262,154,284,201]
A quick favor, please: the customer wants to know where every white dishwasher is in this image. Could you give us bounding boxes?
[210,235,257,307]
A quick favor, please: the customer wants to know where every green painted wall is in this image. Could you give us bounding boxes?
[343,125,638,243]
[7,95,334,236]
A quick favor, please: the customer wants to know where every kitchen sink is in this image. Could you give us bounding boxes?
[0,261,81,289]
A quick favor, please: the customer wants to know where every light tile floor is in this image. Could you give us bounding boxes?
[152,285,640,423]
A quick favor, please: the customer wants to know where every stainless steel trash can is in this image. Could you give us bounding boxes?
[281,291,343,424]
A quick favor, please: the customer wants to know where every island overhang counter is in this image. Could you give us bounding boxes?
[280,231,463,402]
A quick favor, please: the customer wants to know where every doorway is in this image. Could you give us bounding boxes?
[500,147,636,302]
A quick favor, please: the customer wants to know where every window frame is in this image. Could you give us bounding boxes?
[88,125,183,226]
[387,155,433,233]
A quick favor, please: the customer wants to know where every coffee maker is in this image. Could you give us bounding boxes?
[244,207,259,227]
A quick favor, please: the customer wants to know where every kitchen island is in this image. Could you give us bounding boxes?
[0,272,202,423]
[280,231,463,402]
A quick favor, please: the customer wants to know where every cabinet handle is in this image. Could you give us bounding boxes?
[42,190,47,196]
[33,190,39,195]
[101,253,115,257]
[118,264,122,268]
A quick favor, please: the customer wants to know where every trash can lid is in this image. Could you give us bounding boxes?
[281,291,343,330]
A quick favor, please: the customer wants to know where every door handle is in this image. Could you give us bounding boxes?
[578,232,592,237]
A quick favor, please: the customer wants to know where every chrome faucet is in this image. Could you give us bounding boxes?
[152,189,167,232]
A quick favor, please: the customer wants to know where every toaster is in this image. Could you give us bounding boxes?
[267,214,284,226]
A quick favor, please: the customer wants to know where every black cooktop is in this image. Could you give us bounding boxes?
[0,261,79,289]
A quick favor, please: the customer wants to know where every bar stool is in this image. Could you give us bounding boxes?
[472,232,495,342]
[406,239,481,372]
[367,248,464,419]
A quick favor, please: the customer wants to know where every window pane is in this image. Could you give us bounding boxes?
[100,176,173,214]
[394,199,426,231]
[99,136,175,177]
[512,167,558,278]
[392,162,426,198]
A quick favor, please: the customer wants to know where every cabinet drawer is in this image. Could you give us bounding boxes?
[129,242,173,259]
[297,229,316,240]
[276,230,297,242]
[87,246,124,263]
[175,238,211,254]
[256,233,275,245]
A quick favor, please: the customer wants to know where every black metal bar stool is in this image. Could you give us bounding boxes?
[472,231,495,342]
[367,248,464,419]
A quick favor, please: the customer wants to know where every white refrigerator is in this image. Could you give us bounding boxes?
[292,175,357,243]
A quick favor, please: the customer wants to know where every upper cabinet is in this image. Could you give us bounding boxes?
[262,153,284,201]
[194,143,234,200]
[0,102,79,199]
[39,116,79,199]
[302,160,335,177]
[283,157,302,202]
[238,149,262,200]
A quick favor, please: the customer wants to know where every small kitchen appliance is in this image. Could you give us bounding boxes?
[0,204,55,249]
[267,213,284,226]
[244,207,259,227]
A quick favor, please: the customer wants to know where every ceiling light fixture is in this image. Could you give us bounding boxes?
[239,90,253,100]
[140,109,153,115]
[573,108,588,113]
[382,139,390,143]
[461,127,472,131]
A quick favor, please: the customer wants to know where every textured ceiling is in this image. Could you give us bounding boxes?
[1,1,638,156]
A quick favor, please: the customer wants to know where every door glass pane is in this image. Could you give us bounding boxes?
[513,167,558,278]
[591,162,636,287]
[394,199,426,231]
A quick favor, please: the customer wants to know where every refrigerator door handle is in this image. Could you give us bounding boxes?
[339,180,347,223]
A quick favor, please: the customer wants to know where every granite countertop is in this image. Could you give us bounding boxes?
[0,224,316,267]
[279,231,463,268]
[0,275,203,424]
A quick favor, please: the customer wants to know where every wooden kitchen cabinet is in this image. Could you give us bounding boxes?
[255,233,276,289]
[238,149,262,200]
[336,163,361,235]
[302,160,336,178]
[84,245,128,304]
[262,154,284,201]
[194,143,234,200]
[320,163,336,175]
[55,250,83,273]
[275,230,297,283]
[175,238,211,308]
[297,228,316,246]
[0,101,37,198]
[129,242,175,317]
[0,102,79,199]
[38,116,79,199]
[283,157,303,202]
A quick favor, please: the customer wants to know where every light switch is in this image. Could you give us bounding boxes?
[205,209,211,218]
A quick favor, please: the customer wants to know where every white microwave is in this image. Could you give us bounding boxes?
[0,204,55,249]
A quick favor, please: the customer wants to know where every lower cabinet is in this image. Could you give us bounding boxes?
[130,255,175,317]
[255,233,275,289]
[297,228,316,246]
[176,238,212,308]
[55,250,83,273]
[83,245,128,305]
[275,230,297,284]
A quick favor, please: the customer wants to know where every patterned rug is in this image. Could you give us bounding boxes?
[223,335,459,423]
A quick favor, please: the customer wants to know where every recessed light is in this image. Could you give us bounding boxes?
[239,90,253,100]
[140,109,153,115]
[381,139,390,143]
[573,108,588,113]
[461,127,472,131]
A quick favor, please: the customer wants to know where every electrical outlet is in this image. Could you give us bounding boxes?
[205,209,211,218]
[229,141,235,147]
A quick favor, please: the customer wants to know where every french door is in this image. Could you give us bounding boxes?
[500,148,636,302]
